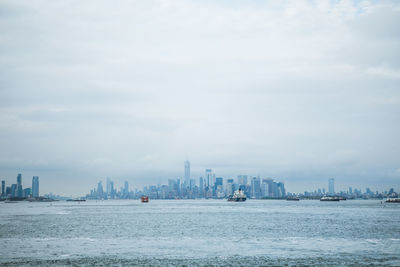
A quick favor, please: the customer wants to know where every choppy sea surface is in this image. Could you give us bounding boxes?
[1,199,399,266]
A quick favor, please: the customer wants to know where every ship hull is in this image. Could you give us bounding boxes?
[385,198,400,203]
[227,197,246,202]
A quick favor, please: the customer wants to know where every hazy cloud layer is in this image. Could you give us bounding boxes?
[1,0,399,195]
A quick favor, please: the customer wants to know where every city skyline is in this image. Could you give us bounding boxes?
[1,159,398,197]
[2,159,399,197]
[84,170,396,201]
[1,173,39,199]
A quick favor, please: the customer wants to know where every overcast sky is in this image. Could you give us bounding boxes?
[1,0,399,196]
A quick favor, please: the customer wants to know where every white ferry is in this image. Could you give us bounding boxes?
[227,189,247,202]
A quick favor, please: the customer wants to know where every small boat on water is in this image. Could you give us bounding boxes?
[4,200,19,203]
[227,189,246,202]
[385,198,400,203]
[320,196,340,201]
[141,195,149,203]
[287,197,300,201]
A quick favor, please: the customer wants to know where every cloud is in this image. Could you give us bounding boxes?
[366,66,400,79]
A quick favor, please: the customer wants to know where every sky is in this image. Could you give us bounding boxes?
[0,0,399,196]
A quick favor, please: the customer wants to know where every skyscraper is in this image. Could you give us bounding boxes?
[226,179,234,196]
[168,179,177,197]
[32,176,39,197]
[97,181,103,199]
[1,180,5,197]
[262,178,274,196]
[190,179,196,190]
[205,169,212,189]
[214,177,223,192]
[23,188,31,198]
[11,184,17,197]
[251,177,261,198]
[199,177,204,197]
[277,182,286,197]
[110,181,114,198]
[5,186,11,197]
[271,182,278,197]
[328,178,335,195]
[176,179,181,196]
[261,181,269,197]
[237,175,248,185]
[124,181,129,198]
[106,177,112,197]
[184,160,190,188]
[17,173,22,197]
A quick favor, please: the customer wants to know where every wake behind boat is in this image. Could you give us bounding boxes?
[227,189,246,202]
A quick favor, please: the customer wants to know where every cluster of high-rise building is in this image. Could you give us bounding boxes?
[85,161,286,200]
[1,174,39,199]
[2,169,396,201]
[159,174,286,199]
[86,177,134,199]
[289,178,399,199]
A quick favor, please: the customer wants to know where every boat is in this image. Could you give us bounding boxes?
[320,196,340,201]
[27,197,56,202]
[66,199,86,202]
[4,200,19,203]
[287,197,300,201]
[141,195,149,203]
[385,198,400,203]
[227,189,246,202]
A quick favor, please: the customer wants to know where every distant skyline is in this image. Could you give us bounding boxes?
[1,0,399,196]
[1,167,397,197]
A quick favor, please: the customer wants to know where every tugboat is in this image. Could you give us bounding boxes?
[141,195,149,203]
[227,189,246,202]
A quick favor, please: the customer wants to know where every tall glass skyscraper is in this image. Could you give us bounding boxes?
[124,181,129,197]
[205,169,212,189]
[1,180,5,196]
[184,160,190,188]
[214,177,223,191]
[32,176,39,197]
[97,181,103,198]
[251,177,261,198]
[106,177,112,197]
[17,173,22,197]
[199,177,204,197]
[328,178,335,195]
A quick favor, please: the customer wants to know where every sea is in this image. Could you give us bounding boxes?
[1,199,399,266]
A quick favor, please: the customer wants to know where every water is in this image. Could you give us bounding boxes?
[1,199,399,266]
